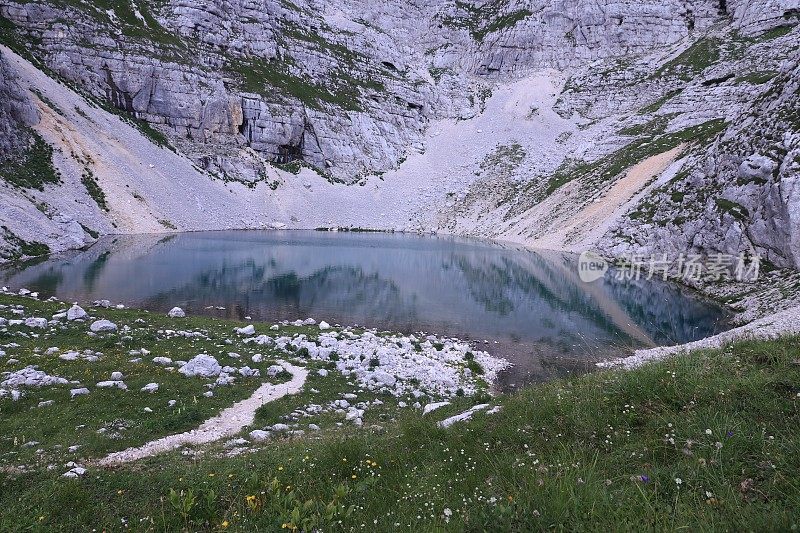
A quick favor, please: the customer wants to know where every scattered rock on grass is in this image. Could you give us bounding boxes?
[89,320,117,333]
[141,383,159,393]
[249,430,270,441]
[167,307,185,318]
[96,380,127,390]
[62,466,87,478]
[423,401,450,415]
[1,366,69,388]
[179,354,222,378]
[24,317,48,328]
[236,324,256,336]
[67,305,87,321]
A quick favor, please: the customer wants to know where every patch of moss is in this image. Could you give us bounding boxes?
[81,167,109,212]
[130,117,174,150]
[735,71,778,85]
[480,143,526,172]
[439,1,532,42]
[51,0,189,56]
[429,67,450,82]
[79,223,100,239]
[273,160,303,175]
[652,38,721,81]
[227,56,363,111]
[754,24,795,42]
[0,226,50,260]
[0,130,61,191]
[74,106,91,121]
[29,88,66,117]
[715,198,750,221]
[638,90,682,115]
[472,9,533,41]
[618,114,677,137]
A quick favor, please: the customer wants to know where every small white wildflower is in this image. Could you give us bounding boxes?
[675,478,683,486]
[705,429,712,435]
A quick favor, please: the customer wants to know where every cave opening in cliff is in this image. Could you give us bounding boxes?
[276,143,303,164]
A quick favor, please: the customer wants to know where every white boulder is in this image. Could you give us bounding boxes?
[236,325,256,336]
[141,383,159,393]
[1,366,68,388]
[423,401,450,415]
[373,371,396,387]
[179,354,222,378]
[266,364,285,377]
[96,380,127,390]
[62,466,87,478]
[249,430,271,441]
[67,305,87,321]
[167,307,186,318]
[90,320,117,333]
[24,317,48,328]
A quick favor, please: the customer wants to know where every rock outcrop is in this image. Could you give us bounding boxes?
[3,0,784,180]
[0,48,38,157]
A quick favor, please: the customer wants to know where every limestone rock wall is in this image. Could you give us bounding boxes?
[1,0,771,179]
[604,53,800,268]
[0,49,38,157]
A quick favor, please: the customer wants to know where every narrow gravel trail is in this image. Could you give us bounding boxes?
[99,362,308,465]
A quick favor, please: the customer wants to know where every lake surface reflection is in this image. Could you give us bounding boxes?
[0,231,730,389]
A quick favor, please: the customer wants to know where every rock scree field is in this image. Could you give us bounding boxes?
[0,288,798,531]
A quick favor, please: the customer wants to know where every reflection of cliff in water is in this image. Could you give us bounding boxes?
[136,263,419,328]
[0,231,731,386]
[604,276,728,345]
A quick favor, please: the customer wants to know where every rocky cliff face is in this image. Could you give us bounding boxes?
[0,49,37,157]
[603,54,800,268]
[0,0,799,277]
[1,0,448,181]
[2,0,781,180]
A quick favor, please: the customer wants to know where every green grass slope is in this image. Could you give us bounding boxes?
[0,294,798,531]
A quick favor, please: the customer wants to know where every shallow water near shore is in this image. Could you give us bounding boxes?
[0,230,730,389]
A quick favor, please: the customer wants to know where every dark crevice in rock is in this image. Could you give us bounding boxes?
[103,66,134,113]
[275,143,302,164]
[702,73,735,86]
